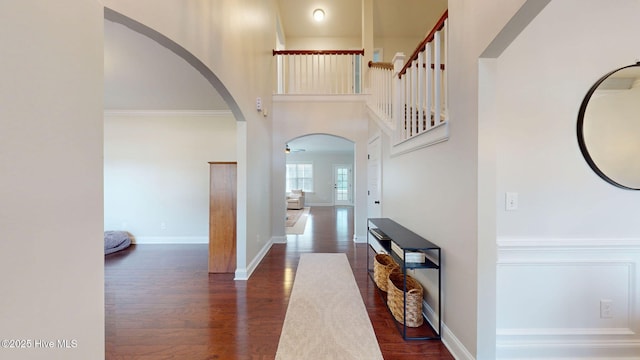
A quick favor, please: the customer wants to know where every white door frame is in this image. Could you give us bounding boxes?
[367,135,382,219]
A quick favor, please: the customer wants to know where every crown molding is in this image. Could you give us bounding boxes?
[104,109,233,117]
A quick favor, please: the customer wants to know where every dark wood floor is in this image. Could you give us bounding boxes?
[105,206,454,359]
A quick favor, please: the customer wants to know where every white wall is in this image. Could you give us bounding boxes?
[488,1,640,358]
[272,96,369,242]
[104,112,236,243]
[286,37,361,50]
[373,37,422,62]
[103,0,277,279]
[0,1,104,359]
[286,151,354,206]
[104,19,228,111]
[372,0,446,63]
[370,0,531,358]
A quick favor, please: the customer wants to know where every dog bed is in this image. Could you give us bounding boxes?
[104,231,131,255]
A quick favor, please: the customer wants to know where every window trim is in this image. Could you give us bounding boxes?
[285,161,314,193]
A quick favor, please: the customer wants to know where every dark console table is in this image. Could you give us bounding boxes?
[367,218,441,340]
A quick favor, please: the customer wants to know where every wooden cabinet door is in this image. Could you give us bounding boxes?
[208,162,237,273]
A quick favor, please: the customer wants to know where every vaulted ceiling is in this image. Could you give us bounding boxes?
[277,0,447,38]
[104,1,447,111]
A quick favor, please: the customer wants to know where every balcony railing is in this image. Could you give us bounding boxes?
[272,10,448,152]
[273,49,364,95]
[369,10,448,147]
[368,61,395,128]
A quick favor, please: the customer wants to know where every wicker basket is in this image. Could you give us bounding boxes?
[373,254,399,292]
[387,270,424,327]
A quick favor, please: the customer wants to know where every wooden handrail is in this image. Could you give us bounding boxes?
[368,61,443,72]
[273,49,365,56]
[398,10,448,78]
[368,61,394,70]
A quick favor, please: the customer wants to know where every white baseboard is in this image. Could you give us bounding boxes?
[496,339,640,359]
[423,300,475,360]
[272,235,287,244]
[442,322,475,360]
[132,236,208,244]
[234,239,273,280]
[423,299,440,335]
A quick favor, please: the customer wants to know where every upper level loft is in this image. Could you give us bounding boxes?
[273,9,449,155]
[272,49,365,95]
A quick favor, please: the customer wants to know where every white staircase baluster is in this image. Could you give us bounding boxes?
[411,60,418,136]
[434,29,442,124]
[442,19,448,122]
[417,49,425,134]
[426,41,433,130]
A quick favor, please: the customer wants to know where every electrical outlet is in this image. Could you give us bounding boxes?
[160,222,167,230]
[600,299,613,318]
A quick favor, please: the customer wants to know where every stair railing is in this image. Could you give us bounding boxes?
[368,10,448,145]
[368,60,395,129]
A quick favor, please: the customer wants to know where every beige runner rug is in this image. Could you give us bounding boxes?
[285,207,310,235]
[285,208,304,227]
[275,253,383,360]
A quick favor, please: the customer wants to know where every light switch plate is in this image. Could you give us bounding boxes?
[505,192,518,211]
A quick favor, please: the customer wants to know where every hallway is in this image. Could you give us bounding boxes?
[105,206,453,359]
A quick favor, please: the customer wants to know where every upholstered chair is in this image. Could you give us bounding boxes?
[286,189,305,210]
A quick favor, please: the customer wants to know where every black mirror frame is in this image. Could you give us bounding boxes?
[576,62,640,190]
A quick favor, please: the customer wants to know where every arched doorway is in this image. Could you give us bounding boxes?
[103,8,247,273]
[286,134,355,206]
[284,134,355,237]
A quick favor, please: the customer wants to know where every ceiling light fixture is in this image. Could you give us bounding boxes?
[313,8,325,22]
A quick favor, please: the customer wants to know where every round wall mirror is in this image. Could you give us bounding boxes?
[577,62,640,190]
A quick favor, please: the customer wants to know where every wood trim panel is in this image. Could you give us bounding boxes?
[208,162,237,273]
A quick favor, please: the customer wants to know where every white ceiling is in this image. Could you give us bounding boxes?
[277,0,447,38]
[277,0,362,38]
[373,0,447,37]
